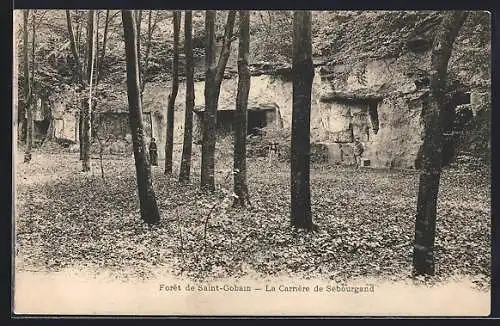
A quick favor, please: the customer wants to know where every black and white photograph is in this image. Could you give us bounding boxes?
[12,9,492,316]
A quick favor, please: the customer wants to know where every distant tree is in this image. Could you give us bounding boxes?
[233,10,251,207]
[290,11,315,231]
[413,11,468,276]
[139,10,160,102]
[81,10,97,172]
[122,9,161,225]
[95,9,110,85]
[65,10,86,160]
[201,10,236,191]
[179,10,195,183]
[164,11,181,175]
[22,10,33,163]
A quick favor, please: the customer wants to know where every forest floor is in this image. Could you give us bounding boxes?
[14,147,491,299]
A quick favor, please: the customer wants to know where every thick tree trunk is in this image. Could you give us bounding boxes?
[81,10,96,172]
[201,10,217,190]
[290,11,314,230]
[179,10,195,183]
[413,11,467,276]
[122,9,161,225]
[23,10,32,163]
[201,10,236,190]
[135,10,143,92]
[164,11,181,175]
[233,11,251,207]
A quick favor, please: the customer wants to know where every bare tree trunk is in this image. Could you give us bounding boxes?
[96,10,110,85]
[79,108,84,159]
[66,10,83,84]
[122,9,161,225]
[201,10,236,191]
[45,103,55,142]
[139,10,158,102]
[81,10,96,172]
[233,10,251,207]
[290,11,314,231]
[135,10,143,92]
[413,11,467,276]
[14,11,22,143]
[66,10,86,160]
[23,10,32,163]
[179,10,194,183]
[201,10,217,190]
[164,11,181,175]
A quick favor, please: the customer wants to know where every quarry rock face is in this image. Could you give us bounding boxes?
[141,39,486,169]
[143,59,428,169]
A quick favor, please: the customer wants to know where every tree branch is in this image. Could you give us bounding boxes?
[65,10,83,85]
[215,10,236,86]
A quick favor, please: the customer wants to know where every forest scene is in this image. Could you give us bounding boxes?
[13,9,491,315]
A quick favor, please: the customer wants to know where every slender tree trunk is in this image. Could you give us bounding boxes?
[96,10,110,85]
[135,10,143,92]
[45,104,55,142]
[94,11,100,84]
[233,11,251,207]
[290,11,314,231]
[81,10,96,172]
[201,10,236,190]
[164,11,181,175]
[122,9,161,225]
[139,10,156,102]
[413,11,467,276]
[201,10,217,190]
[66,10,83,84]
[14,11,22,143]
[23,10,32,163]
[179,10,195,183]
[66,10,86,160]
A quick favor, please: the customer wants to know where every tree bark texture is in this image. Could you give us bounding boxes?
[139,10,157,101]
[413,11,467,276]
[23,10,33,163]
[290,11,314,230]
[200,10,217,190]
[135,10,143,92]
[201,10,236,190]
[164,10,181,175]
[179,10,195,183]
[233,10,251,207]
[81,10,96,172]
[122,9,161,225]
[66,10,87,160]
[96,9,110,85]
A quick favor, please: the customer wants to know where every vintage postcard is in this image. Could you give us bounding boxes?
[12,9,492,316]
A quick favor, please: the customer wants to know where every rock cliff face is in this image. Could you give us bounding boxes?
[52,11,490,166]
[143,44,486,168]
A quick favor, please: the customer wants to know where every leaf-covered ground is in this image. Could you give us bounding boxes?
[14,149,491,289]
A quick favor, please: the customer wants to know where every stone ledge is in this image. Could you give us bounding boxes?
[320,91,384,103]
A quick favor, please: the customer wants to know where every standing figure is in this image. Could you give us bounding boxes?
[353,136,364,168]
[149,137,158,166]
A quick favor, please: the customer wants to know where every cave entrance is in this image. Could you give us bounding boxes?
[193,104,281,142]
[348,99,382,143]
[319,91,382,144]
[442,90,472,167]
